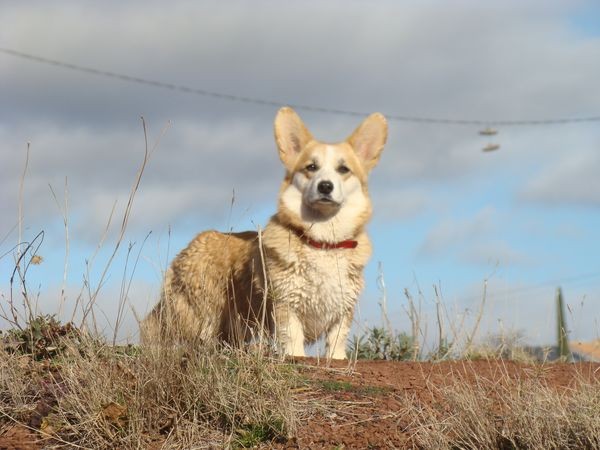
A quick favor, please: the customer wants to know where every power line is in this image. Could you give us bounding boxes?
[3,46,600,126]
[462,271,600,303]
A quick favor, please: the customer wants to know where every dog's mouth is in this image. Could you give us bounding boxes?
[316,197,338,205]
[306,196,342,212]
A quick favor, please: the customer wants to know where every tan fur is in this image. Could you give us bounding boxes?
[141,107,387,359]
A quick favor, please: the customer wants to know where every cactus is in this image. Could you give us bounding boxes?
[556,287,570,361]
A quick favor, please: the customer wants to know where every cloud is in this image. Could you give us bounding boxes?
[418,207,497,257]
[417,206,532,269]
[520,147,600,206]
[0,119,282,241]
[2,1,599,210]
[459,241,531,266]
[372,189,430,221]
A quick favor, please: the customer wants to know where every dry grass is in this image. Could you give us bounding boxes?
[404,366,600,449]
[1,332,300,449]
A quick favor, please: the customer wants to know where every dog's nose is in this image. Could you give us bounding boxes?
[317,180,334,195]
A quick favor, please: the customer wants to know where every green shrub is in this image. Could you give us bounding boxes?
[350,326,415,360]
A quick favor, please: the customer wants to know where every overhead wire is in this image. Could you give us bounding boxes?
[2,47,600,126]
[461,271,600,303]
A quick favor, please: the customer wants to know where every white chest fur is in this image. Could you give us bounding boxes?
[268,246,362,341]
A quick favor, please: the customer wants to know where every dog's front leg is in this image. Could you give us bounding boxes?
[274,304,306,357]
[326,313,352,360]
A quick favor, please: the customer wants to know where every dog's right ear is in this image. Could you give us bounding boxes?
[274,107,313,171]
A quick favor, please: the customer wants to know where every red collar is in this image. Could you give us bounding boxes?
[293,228,358,250]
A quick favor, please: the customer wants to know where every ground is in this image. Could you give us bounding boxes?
[280,359,600,449]
[3,357,599,449]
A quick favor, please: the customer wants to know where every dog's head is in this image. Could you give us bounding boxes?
[274,107,387,238]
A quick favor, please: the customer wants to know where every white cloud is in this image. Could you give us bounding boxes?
[0,119,281,240]
[460,241,531,266]
[372,189,430,221]
[417,207,533,269]
[1,1,599,203]
[418,206,497,257]
[520,147,600,206]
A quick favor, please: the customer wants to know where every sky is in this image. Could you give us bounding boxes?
[1,0,599,349]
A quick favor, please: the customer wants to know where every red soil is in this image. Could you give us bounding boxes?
[2,359,599,450]
[280,359,600,449]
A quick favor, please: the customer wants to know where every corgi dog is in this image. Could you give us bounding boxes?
[141,107,387,359]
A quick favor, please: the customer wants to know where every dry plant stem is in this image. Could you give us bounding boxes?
[16,143,29,272]
[403,288,422,360]
[433,284,447,358]
[72,199,117,326]
[377,262,392,334]
[79,119,150,328]
[49,177,70,318]
[14,142,32,326]
[6,230,44,329]
[465,278,488,355]
[113,232,151,345]
[431,283,460,359]
[436,285,468,358]
[80,118,170,331]
[226,188,235,232]
[257,226,270,355]
[444,299,467,356]
[114,242,135,345]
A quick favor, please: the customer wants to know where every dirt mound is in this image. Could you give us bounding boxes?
[2,359,598,449]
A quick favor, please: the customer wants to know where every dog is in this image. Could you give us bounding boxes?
[141,107,387,359]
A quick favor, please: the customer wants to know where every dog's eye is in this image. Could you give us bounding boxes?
[337,165,351,174]
[306,163,318,172]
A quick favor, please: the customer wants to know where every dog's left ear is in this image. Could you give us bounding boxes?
[274,107,314,171]
[347,113,388,172]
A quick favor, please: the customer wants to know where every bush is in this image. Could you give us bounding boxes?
[350,326,415,360]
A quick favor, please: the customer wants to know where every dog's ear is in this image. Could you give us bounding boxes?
[347,113,387,172]
[274,107,313,171]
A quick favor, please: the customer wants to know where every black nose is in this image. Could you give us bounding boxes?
[317,180,334,195]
